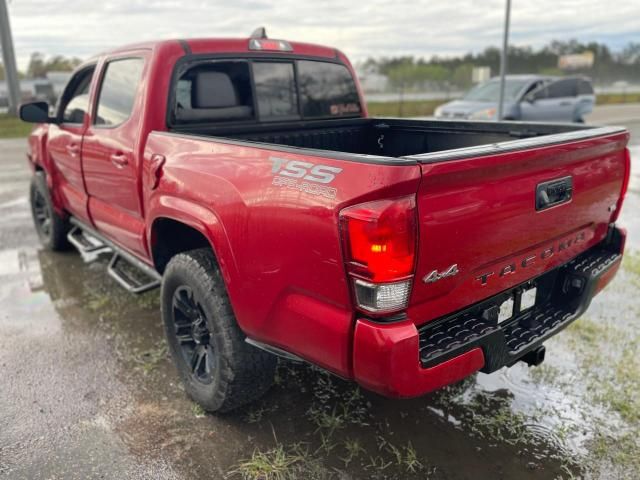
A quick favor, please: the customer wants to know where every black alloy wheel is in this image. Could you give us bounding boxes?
[172,285,215,384]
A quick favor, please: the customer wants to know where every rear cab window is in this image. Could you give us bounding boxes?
[169,57,361,126]
[297,60,361,118]
[252,62,298,121]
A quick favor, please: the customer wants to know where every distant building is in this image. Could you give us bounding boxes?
[46,71,72,97]
[356,70,389,93]
[472,66,491,84]
[0,71,71,108]
[558,52,595,70]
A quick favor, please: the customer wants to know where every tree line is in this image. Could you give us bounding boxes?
[359,40,640,91]
[3,40,639,86]
[0,52,82,80]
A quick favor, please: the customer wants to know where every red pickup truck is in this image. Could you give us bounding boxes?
[20,32,631,412]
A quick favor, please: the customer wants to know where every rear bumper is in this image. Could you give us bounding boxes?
[352,226,626,398]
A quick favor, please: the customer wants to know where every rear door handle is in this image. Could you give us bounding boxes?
[66,144,80,156]
[110,152,129,168]
[559,101,572,106]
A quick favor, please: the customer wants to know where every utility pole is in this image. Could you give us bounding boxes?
[0,0,21,116]
[497,0,511,121]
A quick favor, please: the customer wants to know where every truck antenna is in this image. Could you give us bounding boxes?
[250,27,267,39]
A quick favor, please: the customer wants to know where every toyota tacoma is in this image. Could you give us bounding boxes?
[20,31,631,412]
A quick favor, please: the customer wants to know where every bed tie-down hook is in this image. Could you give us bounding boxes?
[375,122,389,150]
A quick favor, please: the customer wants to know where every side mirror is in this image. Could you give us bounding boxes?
[524,93,536,104]
[19,101,56,124]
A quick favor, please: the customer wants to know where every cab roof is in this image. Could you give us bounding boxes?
[105,37,340,59]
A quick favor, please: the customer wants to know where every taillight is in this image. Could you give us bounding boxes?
[611,147,631,222]
[340,196,417,314]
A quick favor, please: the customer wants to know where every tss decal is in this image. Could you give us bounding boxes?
[270,157,342,184]
[270,157,342,199]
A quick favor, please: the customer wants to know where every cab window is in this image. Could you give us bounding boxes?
[173,61,254,124]
[252,62,298,121]
[297,60,361,118]
[60,67,95,124]
[94,58,145,127]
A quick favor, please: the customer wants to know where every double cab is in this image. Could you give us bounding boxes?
[20,32,631,412]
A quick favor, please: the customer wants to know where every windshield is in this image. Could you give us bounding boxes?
[463,80,530,102]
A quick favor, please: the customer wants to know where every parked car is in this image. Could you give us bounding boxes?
[19,33,630,413]
[434,75,595,122]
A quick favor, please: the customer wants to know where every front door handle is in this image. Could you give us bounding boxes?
[110,152,129,168]
[559,101,572,106]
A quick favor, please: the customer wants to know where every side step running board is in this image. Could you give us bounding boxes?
[68,218,162,294]
[107,253,161,294]
[67,225,111,262]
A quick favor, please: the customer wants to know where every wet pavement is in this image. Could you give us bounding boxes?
[0,122,639,479]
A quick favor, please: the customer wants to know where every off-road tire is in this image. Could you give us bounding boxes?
[161,248,276,412]
[29,172,70,251]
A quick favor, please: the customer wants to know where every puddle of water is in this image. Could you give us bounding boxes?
[24,250,596,479]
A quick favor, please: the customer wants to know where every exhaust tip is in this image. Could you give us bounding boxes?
[521,345,546,367]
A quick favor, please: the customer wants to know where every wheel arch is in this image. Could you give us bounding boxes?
[150,217,212,273]
[147,199,239,287]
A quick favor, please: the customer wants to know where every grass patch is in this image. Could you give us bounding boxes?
[566,316,611,346]
[132,341,168,375]
[376,437,425,474]
[306,375,370,436]
[135,290,160,310]
[593,347,640,424]
[366,99,444,117]
[339,439,365,467]
[562,314,640,475]
[243,404,278,424]
[191,403,206,418]
[528,363,561,385]
[596,92,640,105]
[588,429,640,477]
[462,395,536,446]
[227,444,328,480]
[622,250,640,278]
[0,113,32,138]
[87,295,110,312]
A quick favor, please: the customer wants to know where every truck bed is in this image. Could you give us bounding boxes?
[168,117,623,162]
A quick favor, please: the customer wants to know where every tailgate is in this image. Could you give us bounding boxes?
[408,130,629,324]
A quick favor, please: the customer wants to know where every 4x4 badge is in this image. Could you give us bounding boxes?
[423,264,459,284]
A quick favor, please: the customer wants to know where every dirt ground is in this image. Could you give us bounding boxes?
[0,119,639,479]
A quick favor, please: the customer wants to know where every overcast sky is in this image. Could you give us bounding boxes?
[6,0,640,70]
